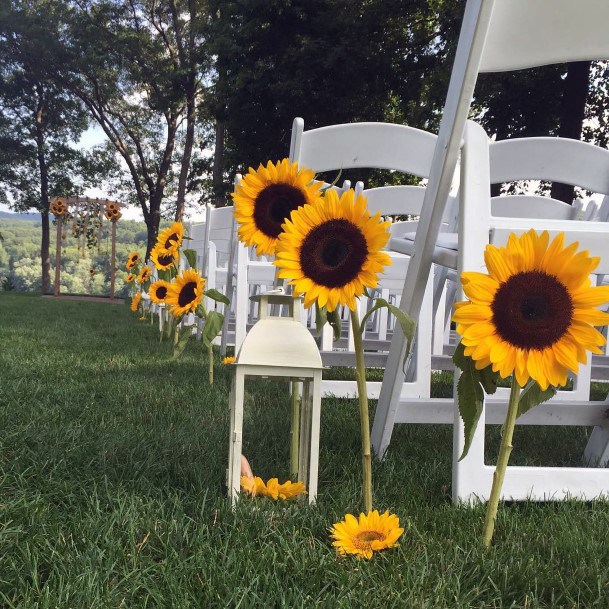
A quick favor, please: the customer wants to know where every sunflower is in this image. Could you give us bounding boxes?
[222,356,236,365]
[137,265,152,284]
[231,158,323,256]
[150,245,178,271]
[155,221,184,254]
[130,291,142,312]
[453,229,609,391]
[125,273,135,283]
[240,476,267,497]
[149,280,170,304]
[330,510,404,560]
[265,478,307,500]
[50,198,68,216]
[126,252,140,270]
[165,269,205,317]
[274,189,391,311]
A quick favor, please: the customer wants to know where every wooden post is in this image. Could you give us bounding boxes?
[110,218,117,300]
[54,217,62,297]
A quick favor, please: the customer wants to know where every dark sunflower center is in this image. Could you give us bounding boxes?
[164,233,179,249]
[155,286,167,299]
[491,271,573,350]
[178,281,197,307]
[299,219,368,288]
[253,183,306,238]
[354,530,385,549]
[158,253,173,267]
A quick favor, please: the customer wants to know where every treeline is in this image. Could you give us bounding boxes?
[0,216,147,297]
[1,1,607,294]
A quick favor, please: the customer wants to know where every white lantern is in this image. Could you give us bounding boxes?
[227,290,323,504]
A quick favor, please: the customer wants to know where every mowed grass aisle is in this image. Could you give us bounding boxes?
[1,292,609,608]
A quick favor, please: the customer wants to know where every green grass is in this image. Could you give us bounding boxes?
[2,292,609,608]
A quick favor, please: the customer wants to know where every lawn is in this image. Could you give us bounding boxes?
[1,292,609,608]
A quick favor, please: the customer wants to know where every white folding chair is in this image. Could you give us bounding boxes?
[289,118,448,398]
[373,0,609,502]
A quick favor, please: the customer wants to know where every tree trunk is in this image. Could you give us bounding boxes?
[212,117,225,207]
[34,83,51,294]
[175,91,196,222]
[550,61,591,204]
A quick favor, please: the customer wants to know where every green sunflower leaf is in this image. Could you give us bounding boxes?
[195,304,206,319]
[517,381,557,419]
[204,289,230,305]
[328,307,342,341]
[157,269,170,282]
[479,364,501,395]
[457,363,484,461]
[183,248,198,270]
[201,311,225,349]
[315,303,327,335]
[171,326,192,360]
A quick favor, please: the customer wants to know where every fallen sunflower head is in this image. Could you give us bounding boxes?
[130,291,142,312]
[330,510,404,560]
[453,229,609,390]
[165,269,205,317]
[232,158,323,256]
[240,476,306,500]
[274,188,392,311]
[240,475,268,497]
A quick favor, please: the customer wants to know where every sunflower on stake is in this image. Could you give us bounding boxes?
[155,223,230,383]
[453,229,609,547]
[274,187,411,558]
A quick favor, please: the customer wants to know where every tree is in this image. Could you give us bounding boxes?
[0,2,92,293]
[201,0,445,205]
[46,0,210,255]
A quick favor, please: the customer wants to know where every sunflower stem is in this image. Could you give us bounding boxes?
[483,376,520,547]
[208,343,214,385]
[290,381,300,479]
[350,306,373,513]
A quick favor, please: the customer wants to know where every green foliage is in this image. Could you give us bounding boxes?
[200,310,225,349]
[0,215,147,296]
[517,381,557,419]
[453,341,500,461]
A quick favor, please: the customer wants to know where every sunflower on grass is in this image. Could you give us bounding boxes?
[165,269,205,317]
[155,221,184,255]
[453,229,609,547]
[240,476,306,500]
[231,158,323,256]
[130,291,142,312]
[330,511,404,560]
[126,252,140,271]
[274,189,392,311]
[137,265,152,284]
[149,280,170,304]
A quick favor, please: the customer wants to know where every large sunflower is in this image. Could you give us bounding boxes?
[165,269,205,317]
[274,189,391,311]
[453,229,609,390]
[232,158,323,256]
[149,280,170,304]
[130,291,142,312]
[330,510,404,560]
[137,265,152,284]
[155,221,184,254]
[150,245,178,271]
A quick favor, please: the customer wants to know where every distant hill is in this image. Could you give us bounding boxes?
[0,211,42,222]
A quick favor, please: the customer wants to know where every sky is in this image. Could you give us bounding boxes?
[1,124,206,222]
